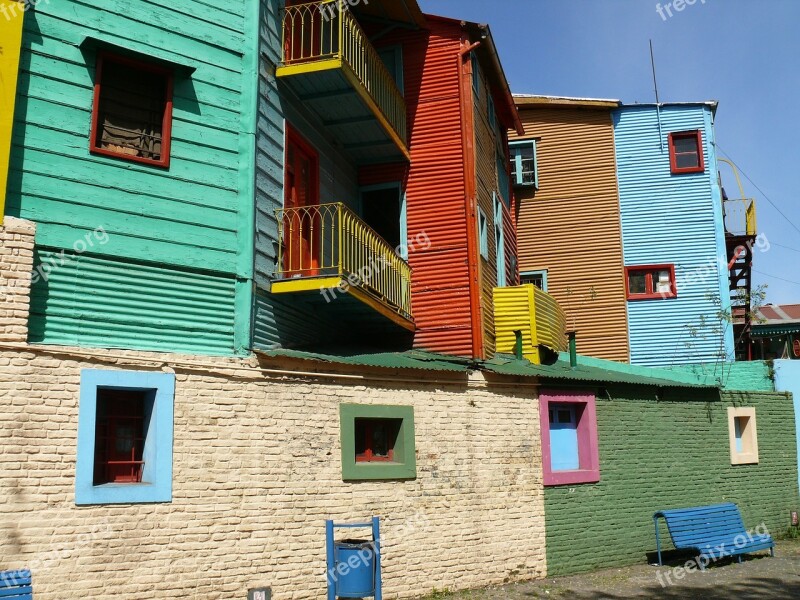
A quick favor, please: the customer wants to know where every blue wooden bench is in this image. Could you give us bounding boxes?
[653,503,774,569]
[0,569,32,599]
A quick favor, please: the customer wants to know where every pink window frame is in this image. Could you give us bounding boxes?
[539,389,600,486]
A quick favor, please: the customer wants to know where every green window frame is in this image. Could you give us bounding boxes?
[494,193,506,287]
[340,404,416,481]
[471,52,480,96]
[510,139,539,189]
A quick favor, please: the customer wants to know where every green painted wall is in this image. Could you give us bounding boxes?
[7,0,258,355]
[667,361,774,391]
[544,387,798,576]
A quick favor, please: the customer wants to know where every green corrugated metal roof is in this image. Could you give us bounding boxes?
[751,324,800,337]
[258,348,475,372]
[258,348,718,388]
[483,353,718,389]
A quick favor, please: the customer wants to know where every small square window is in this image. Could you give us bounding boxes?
[521,270,548,291]
[90,53,174,168]
[478,208,489,260]
[625,264,676,300]
[540,390,600,486]
[355,418,401,462]
[728,407,759,465]
[668,130,704,174]
[76,370,175,505]
[510,140,538,189]
[340,404,416,481]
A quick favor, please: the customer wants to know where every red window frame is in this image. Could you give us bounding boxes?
[355,418,400,463]
[625,264,677,300]
[90,52,174,168]
[668,130,704,174]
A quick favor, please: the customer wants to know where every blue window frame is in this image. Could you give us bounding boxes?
[478,208,488,260]
[510,139,539,189]
[494,193,506,287]
[488,93,496,130]
[549,404,579,471]
[76,369,175,505]
[497,150,510,207]
[521,269,548,291]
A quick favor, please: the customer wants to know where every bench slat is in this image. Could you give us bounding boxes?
[0,586,33,599]
[654,503,774,567]
[0,572,31,589]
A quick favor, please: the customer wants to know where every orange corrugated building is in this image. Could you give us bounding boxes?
[510,96,630,362]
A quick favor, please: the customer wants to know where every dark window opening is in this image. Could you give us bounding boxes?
[361,186,402,249]
[91,53,174,167]
[355,418,401,463]
[625,265,677,300]
[93,389,149,485]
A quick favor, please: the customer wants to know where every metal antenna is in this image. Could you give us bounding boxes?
[650,39,664,151]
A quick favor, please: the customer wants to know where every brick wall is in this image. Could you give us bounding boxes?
[0,347,547,599]
[544,386,799,576]
[0,217,35,342]
[667,360,775,391]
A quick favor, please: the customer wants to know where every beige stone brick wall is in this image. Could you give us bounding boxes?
[0,218,546,599]
[0,348,547,599]
[0,217,35,343]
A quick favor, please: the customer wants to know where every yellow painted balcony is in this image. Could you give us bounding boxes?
[273,202,414,331]
[277,1,409,163]
[723,198,757,237]
[493,285,568,364]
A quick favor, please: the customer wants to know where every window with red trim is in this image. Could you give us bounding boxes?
[90,53,174,167]
[93,389,147,484]
[668,130,704,174]
[540,390,600,487]
[625,264,677,300]
[354,418,401,463]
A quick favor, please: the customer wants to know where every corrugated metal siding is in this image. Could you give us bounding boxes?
[8,1,246,274]
[29,249,236,354]
[512,107,629,362]
[380,21,474,356]
[473,60,504,358]
[613,105,733,366]
[493,285,567,364]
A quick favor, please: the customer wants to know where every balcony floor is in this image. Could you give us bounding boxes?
[277,63,409,164]
[272,275,415,334]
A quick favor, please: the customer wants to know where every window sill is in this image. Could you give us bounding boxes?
[731,453,759,466]
[90,146,170,169]
[343,462,416,481]
[75,481,171,505]
[670,166,705,175]
[627,293,677,301]
[543,468,600,487]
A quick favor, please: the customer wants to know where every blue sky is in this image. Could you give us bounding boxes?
[422,0,800,305]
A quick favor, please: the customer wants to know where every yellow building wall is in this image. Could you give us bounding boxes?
[0,0,25,223]
[512,105,630,363]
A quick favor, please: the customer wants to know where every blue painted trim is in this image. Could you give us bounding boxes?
[478,208,489,260]
[509,139,538,189]
[75,369,175,505]
[521,269,548,292]
[494,193,506,287]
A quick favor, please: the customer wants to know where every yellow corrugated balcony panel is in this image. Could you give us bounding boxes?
[493,285,568,364]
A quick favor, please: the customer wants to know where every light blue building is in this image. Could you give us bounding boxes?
[613,102,735,366]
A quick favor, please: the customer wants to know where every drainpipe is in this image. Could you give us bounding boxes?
[514,330,523,360]
[568,331,578,369]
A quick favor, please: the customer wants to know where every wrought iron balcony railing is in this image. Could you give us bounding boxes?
[280,1,408,149]
[275,202,413,321]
